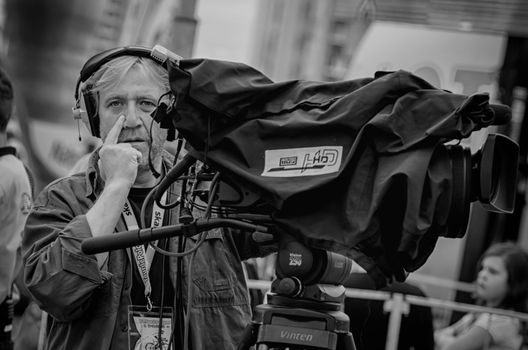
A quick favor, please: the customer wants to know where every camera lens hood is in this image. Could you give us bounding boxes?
[477,133,519,213]
[445,144,472,238]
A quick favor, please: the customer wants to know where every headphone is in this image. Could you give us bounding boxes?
[72,44,181,138]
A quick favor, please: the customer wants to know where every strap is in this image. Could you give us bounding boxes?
[122,191,168,310]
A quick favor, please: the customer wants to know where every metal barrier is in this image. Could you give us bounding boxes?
[406,273,475,293]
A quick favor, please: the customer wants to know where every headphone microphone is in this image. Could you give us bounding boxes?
[72,102,84,141]
[72,104,83,120]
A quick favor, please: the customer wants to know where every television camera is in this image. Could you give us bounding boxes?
[81,45,519,350]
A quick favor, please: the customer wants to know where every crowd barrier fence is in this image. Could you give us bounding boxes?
[246,276,528,350]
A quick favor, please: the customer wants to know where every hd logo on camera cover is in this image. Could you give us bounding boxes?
[261,146,343,177]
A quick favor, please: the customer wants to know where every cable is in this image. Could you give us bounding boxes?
[149,231,206,257]
[184,249,197,350]
[204,172,220,218]
[147,118,161,178]
[157,238,168,349]
[204,114,211,163]
[155,154,196,209]
[172,134,184,165]
[168,230,186,350]
[143,164,208,257]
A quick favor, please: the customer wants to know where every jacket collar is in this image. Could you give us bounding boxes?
[0,146,16,157]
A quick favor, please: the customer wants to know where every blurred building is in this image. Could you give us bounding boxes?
[251,0,528,82]
[251,0,371,81]
[1,0,197,191]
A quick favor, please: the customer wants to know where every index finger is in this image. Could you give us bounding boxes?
[104,115,125,145]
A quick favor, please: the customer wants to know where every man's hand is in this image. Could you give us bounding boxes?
[98,115,142,187]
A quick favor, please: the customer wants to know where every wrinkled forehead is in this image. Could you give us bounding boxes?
[100,67,165,98]
[95,56,168,95]
[102,65,164,94]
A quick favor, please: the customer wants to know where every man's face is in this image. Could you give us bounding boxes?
[98,66,167,166]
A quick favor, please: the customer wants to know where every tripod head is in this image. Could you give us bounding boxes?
[276,234,354,286]
[272,233,354,302]
[242,234,357,350]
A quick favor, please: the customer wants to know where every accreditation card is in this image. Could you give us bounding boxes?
[128,305,173,350]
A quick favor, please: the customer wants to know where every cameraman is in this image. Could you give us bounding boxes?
[21,48,274,350]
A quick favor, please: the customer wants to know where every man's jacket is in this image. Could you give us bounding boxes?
[22,150,266,350]
[159,59,507,286]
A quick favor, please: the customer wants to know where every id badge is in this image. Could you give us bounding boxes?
[128,305,173,350]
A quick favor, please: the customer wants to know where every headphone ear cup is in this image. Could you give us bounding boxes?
[72,104,83,121]
[83,91,100,138]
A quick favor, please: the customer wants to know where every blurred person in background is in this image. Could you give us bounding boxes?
[5,111,41,350]
[0,65,33,350]
[343,265,435,350]
[21,46,275,350]
[435,241,528,350]
[6,123,29,165]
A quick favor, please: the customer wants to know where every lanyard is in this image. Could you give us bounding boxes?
[122,191,167,311]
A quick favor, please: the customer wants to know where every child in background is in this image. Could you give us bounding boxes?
[435,242,528,350]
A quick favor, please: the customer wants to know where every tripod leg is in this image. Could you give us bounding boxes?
[337,332,357,350]
[237,322,259,350]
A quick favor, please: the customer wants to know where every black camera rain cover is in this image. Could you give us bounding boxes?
[163,59,498,287]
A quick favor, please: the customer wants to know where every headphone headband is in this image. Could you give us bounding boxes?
[79,46,152,83]
[74,45,181,101]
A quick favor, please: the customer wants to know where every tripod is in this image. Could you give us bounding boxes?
[238,278,356,350]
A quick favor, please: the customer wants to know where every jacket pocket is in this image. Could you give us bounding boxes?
[88,270,117,317]
[62,249,102,283]
[192,276,237,307]
[189,232,249,308]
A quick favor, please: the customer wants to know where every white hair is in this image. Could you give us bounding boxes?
[81,55,169,96]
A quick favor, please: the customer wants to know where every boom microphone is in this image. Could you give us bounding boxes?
[81,218,268,255]
[81,227,175,254]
